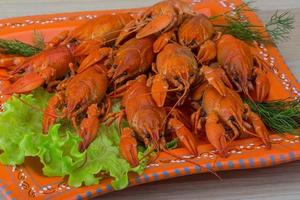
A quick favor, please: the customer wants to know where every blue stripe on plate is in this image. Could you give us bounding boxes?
[215,162,223,169]
[183,167,190,174]
[228,161,234,168]
[143,174,150,182]
[162,171,169,177]
[106,185,113,191]
[76,195,83,200]
[0,185,6,190]
[96,188,102,194]
[260,158,266,166]
[152,173,158,181]
[205,163,212,170]
[269,155,276,165]
[5,190,12,195]
[174,169,180,175]
[135,177,141,184]
[194,166,201,172]
[289,152,296,160]
[86,191,92,197]
[248,158,255,167]
[239,159,245,168]
[280,154,286,162]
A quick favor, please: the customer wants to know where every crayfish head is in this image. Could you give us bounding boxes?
[178,14,214,48]
[65,85,89,118]
[133,108,166,149]
[110,65,133,87]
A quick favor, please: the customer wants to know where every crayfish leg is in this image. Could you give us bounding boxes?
[119,127,139,167]
[45,30,70,49]
[168,118,198,155]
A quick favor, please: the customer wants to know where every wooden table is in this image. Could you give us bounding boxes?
[0,1,299,200]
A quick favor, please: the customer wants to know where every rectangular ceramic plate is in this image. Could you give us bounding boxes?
[0,0,300,199]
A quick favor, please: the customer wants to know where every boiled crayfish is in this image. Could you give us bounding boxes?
[108,75,198,167]
[47,13,133,54]
[178,14,217,64]
[3,44,75,95]
[116,0,194,45]
[150,43,198,107]
[77,37,156,87]
[217,34,270,102]
[191,83,271,157]
[42,64,109,151]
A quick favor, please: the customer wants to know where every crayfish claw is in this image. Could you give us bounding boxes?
[246,110,271,149]
[3,72,45,95]
[168,118,198,155]
[151,74,169,107]
[137,15,174,39]
[78,104,100,152]
[250,68,270,102]
[119,128,139,167]
[153,30,175,53]
[197,40,216,64]
[205,113,228,157]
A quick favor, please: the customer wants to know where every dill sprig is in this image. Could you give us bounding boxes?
[211,1,295,44]
[32,30,45,50]
[245,98,300,135]
[0,39,41,56]
[265,10,295,42]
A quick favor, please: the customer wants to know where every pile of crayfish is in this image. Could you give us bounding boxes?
[0,0,272,167]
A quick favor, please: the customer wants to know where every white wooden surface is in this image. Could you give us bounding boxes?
[0,1,299,200]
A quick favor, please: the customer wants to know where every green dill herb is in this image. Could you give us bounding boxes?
[210,1,295,44]
[0,39,41,56]
[245,98,300,135]
[32,30,45,50]
[166,138,178,149]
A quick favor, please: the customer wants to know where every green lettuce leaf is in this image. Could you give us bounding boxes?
[0,89,146,190]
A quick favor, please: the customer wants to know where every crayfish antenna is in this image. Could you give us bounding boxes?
[161,147,222,180]
[13,95,60,118]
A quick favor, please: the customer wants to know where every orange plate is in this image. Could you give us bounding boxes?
[0,0,300,199]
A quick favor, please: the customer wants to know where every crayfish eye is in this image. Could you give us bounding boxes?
[248,75,256,81]
[112,64,117,68]
[122,71,128,76]
[229,116,235,121]
[234,76,239,82]
[75,105,81,110]
[189,72,195,77]
[145,133,151,139]
[159,132,163,138]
